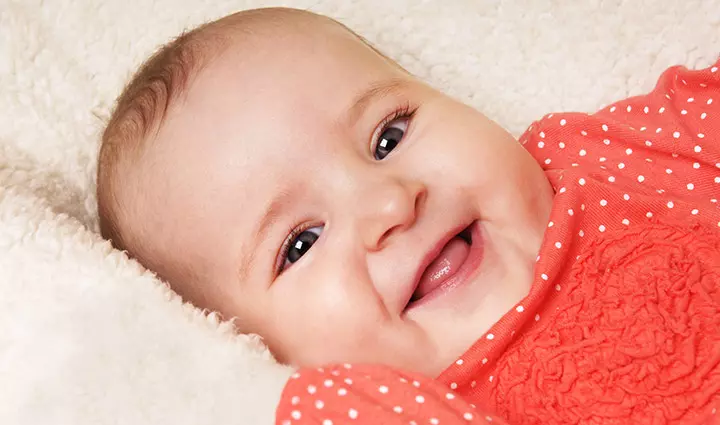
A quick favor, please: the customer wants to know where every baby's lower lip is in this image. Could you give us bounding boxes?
[405,220,485,310]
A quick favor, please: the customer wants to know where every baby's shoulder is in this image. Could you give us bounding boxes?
[521,59,719,157]
[520,59,720,202]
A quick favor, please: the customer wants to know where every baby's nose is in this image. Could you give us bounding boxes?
[354,178,426,251]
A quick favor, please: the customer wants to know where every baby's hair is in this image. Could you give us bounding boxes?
[97,7,403,256]
[97,11,241,251]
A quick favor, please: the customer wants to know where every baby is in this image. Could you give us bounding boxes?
[96,7,720,425]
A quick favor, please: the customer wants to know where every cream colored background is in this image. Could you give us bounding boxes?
[1,1,718,424]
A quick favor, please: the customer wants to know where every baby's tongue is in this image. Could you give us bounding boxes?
[414,236,470,300]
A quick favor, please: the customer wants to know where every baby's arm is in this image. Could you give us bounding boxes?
[276,364,507,425]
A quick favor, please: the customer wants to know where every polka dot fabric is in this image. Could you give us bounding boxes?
[276,60,720,425]
[276,364,509,425]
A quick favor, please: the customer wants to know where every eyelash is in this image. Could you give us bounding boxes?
[274,102,419,276]
[372,101,418,154]
[275,221,316,275]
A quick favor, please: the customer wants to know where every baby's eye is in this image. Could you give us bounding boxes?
[374,117,409,160]
[280,225,323,272]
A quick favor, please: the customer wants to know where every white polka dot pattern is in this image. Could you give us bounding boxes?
[276,364,505,424]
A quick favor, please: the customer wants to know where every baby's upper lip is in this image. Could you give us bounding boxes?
[401,221,472,311]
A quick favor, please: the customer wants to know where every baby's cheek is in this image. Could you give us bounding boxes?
[268,285,386,367]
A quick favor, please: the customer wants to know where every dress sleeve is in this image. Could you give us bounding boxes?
[596,58,720,199]
[275,364,508,425]
[521,58,720,208]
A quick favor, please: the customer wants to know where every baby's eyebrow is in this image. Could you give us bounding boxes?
[237,189,292,282]
[345,78,409,126]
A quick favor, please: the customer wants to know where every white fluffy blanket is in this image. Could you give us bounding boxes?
[1,1,718,424]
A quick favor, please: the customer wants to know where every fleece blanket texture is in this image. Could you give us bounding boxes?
[1,1,718,424]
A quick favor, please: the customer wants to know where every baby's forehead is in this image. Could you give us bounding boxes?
[158,13,379,133]
[169,21,400,132]
[205,9,361,61]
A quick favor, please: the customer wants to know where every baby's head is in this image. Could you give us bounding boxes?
[98,8,553,376]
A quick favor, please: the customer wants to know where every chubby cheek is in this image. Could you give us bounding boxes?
[263,264,388,367]
[422,100,551,242]
[424,103,521,194]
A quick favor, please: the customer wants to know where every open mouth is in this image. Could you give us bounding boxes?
[458,225,473,244]
[406,221,482,307]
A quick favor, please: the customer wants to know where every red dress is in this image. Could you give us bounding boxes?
[276,60,720,425]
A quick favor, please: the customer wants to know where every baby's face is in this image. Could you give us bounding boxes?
[139,21,553,376]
